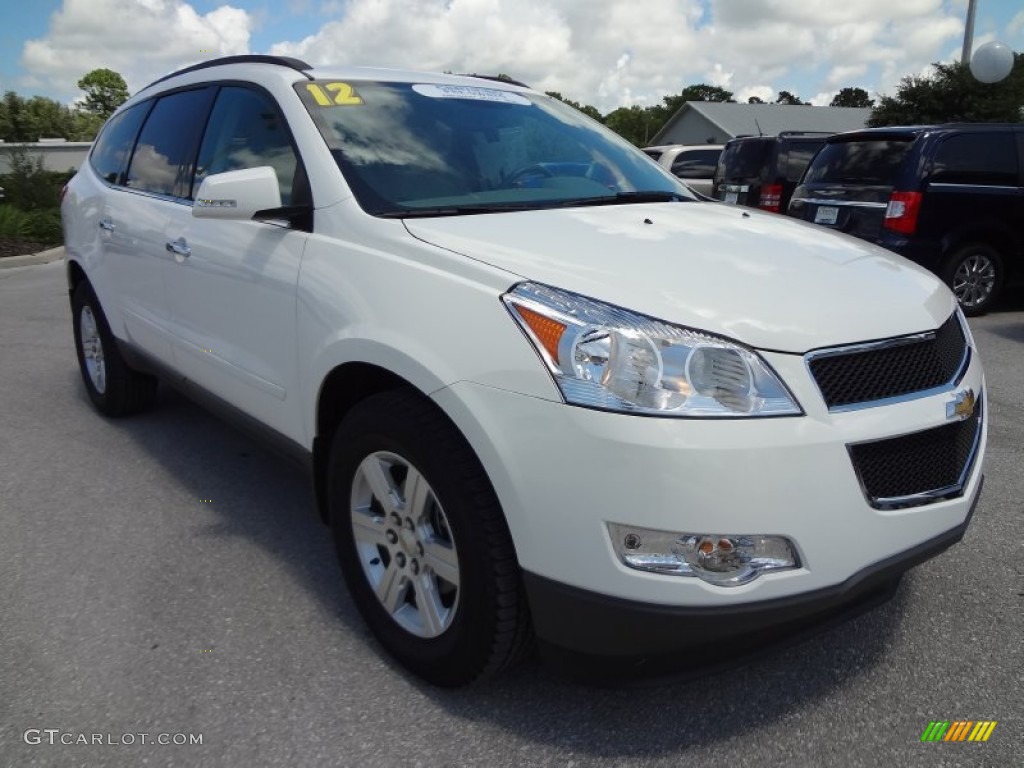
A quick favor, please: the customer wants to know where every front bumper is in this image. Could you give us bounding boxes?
[524,478,979,675]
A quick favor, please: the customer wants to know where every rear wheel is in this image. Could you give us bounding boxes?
[942,243,1004,316]
[71,282,157,416]
[328,389,531,686]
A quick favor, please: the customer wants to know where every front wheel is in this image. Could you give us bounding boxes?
[328,389,531,686]
[942,243,1005,316]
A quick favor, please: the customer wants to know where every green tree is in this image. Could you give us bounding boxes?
[747,96,765,104]
[830,87,874,108]
[77,68,129,118]
[543,91,604,122]
[869,55,1023,126]
[603,105,654,146]
[775,90,806,105]
[679,84,735,103]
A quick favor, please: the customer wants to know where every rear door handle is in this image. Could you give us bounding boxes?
[165,238,192,260]
[98,217,115,232]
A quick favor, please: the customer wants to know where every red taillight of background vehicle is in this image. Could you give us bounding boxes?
[883,191,921,235]
[758,184,782,212]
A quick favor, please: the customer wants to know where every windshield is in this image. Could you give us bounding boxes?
[802,139,912,185]
[296,80,692,216]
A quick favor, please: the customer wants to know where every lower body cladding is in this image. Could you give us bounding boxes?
[432,357,986,680]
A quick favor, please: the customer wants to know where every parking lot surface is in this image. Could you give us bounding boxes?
[1,259,1021,767]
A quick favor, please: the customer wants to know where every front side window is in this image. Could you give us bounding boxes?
[89,103,150,185]
[126,88,213,198]
[194,87,301,204]
[296,80,691,216]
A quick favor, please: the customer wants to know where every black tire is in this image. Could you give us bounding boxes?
[71,281,157,416]
[328,389,531,686]
[942,243,1005,317]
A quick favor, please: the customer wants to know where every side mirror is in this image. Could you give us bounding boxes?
[192,167,282,220]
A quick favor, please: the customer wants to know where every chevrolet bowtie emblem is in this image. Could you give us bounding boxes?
[946,389,976,421]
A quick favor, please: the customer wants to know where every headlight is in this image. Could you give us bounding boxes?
[503,282,801,417]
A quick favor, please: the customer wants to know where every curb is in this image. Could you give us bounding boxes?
[0,246,65,270]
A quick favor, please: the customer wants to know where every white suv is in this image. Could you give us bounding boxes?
[62,56,986,686]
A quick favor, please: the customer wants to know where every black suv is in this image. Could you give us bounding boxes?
[788,124,1024,315]
[711,132,831,212]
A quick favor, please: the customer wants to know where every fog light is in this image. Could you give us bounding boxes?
[608,524,799,586]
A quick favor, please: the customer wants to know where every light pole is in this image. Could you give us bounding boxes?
[961,0,977,64]
[961,0,1013,84]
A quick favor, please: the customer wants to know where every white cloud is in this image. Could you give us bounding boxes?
[20,0,983,112]
[21,0,253,99]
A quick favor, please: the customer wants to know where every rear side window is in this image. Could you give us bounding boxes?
[718,141,771,178]
[802,139,912,185]
[193,87,300,204]
[126,88,214,198]
[671,149,721,178]
[89,103,149,185]
[930,133,1017,185]
[643,148,664,161]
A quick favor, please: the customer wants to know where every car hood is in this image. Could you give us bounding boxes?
[403,202,954,354]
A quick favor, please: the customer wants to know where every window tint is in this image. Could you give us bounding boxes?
[89,103,149,185]
[671,149,721,178]
[802,139,912,185]
[931,133,1017,185]
[719,140,771,179]
[781,141,825,181]
[194,87,300,204]
[126,88,213,198]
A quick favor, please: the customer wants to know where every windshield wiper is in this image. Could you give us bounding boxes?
[378,204,538,218]
[554,191,689,207]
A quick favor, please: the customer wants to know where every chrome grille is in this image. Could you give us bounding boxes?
[807,313,968,410]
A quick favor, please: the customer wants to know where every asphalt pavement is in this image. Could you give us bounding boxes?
[1,257,1021,767]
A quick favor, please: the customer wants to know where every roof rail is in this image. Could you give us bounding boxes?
[146,55,314,89]
[777,130,835,137]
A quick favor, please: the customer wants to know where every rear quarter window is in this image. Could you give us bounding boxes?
[930,133,1017,185]
[671,149,721,178]
[802,139,912,185]
[89,103,150,185]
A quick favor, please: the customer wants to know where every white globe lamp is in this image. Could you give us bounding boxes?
[969,41,1014,84]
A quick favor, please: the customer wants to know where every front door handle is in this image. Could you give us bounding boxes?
[165,238,192,261]
[98,217,115,232]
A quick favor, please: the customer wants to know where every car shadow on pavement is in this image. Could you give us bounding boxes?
[72,378,370,636]
[84,375,904,757]
[417,586,905,757]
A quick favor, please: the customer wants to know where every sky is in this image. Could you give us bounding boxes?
[1,0,1022,113]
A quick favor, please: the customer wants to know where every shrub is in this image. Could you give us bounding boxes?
[0,146,68,210]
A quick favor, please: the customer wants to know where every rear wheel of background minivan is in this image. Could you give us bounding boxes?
[328,389,531,686]
[942,243,1005,317]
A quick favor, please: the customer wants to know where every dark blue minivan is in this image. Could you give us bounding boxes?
[788,124,1024,315]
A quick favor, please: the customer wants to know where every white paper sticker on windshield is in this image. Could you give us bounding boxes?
[412,84,531,105]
